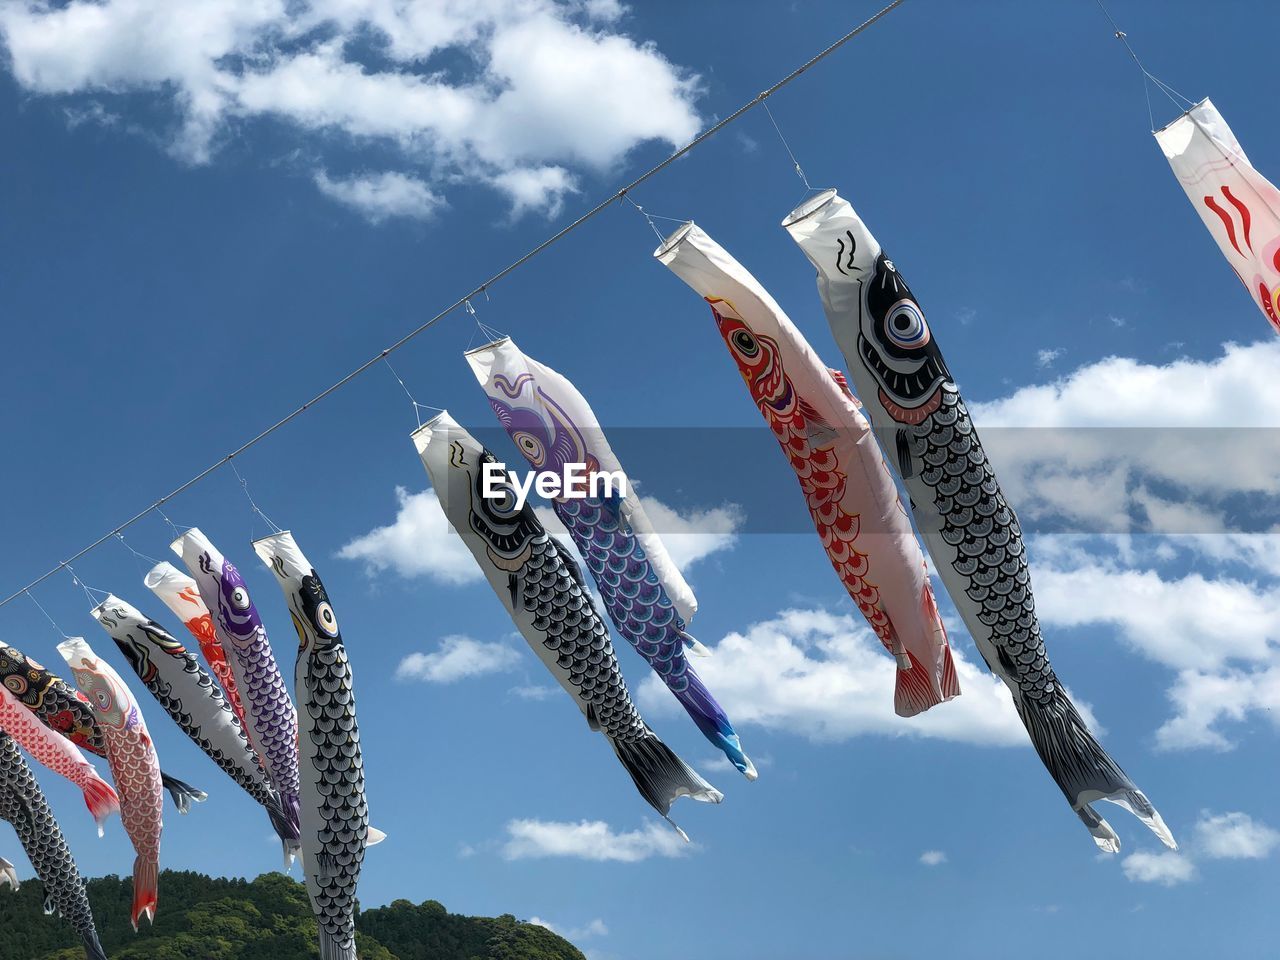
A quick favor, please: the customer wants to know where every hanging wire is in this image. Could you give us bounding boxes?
[383,355,444,429]
[26,589,68,639]
[0,0,910,611]
[66,565,109,609]
[761,99,815,191]
[621,193,686,244]
[229,459,284,536]
[115,532,164,580]
[1094,0,1195,131]
[154,503,184,542]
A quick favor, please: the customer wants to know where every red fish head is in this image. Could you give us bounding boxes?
[708,298,795,420]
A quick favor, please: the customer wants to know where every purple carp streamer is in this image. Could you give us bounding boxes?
[57,637,164,930]
[90,594,298,861]
[466,337,753,777]
[254,531,381,960]
[174,528,302,861]
[1156,98,1280,334]
[657,222,959,717]
[414,413,721,835]
[0,731,107,959]
[0,642,205,814]
[783,189,1175,852]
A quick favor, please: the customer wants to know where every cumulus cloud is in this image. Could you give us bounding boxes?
[396,635,521,683]
[637,608,1027,747]
[0,0,701,215]
[967,340,1280,534]
[313,170,443,223]
[1025,535,1280,751]
[919,850,947,867]
[1121,850,1196,886]
[1194,811,1280,861]
[635,497,742,570]
[502,819,690,862]
[337,486,480,585]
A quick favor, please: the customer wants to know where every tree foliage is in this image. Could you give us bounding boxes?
[0,870,585,960]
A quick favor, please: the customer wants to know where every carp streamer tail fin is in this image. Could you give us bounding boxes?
[159,772,207,813]
[0,857,17,890]
[316,923,359,960]
[611,732,723,836]
[1018,685,1176,853]
[82,928,108,960]
[673,667,757,780]
[81,773,120,837]
[131,856,159,930]
[893,645,961,718]
[265,798,302,867]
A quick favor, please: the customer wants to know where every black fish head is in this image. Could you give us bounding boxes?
[860,252,952,416]
[466,448,541,567]
[298,569,342,652]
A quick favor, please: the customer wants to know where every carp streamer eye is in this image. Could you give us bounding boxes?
[230,586,251,611]
[884,299,930,350]
[515,431,546,467]
[731,329,759,358]
[315,601,339,637]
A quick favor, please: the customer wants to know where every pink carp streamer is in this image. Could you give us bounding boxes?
[0,684,119,834]
[145,561,250,733]
[58,637,163,930]
[657,221,959,715]
[1157,98,1280,335]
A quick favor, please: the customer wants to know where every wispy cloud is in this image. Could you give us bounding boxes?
[1195,811,1280,861]
[1121,850,1195,886]
[1036,347,1064,368]
[314,170,442,223]
[637,608,1027,748]
[397,635,521,684]
[0,1,701,217]
[337,487,479,585]
[502,819,690,862]
[919,850,947,867]
[527,916,609,940]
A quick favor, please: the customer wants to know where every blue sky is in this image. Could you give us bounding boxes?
[2,1,1280,958]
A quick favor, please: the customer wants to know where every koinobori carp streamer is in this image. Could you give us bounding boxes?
[145,561,250,732]
[254,530,382,960]
[57,637,164,930]
[173,528,302,860]
[1155,98,1280,335]
[90,594,298,862]
[0,682,119,834]
[656,221,959,717]
[413,412,722,835]
[0,731,107,960]
[782,188,1175,852]
[0,641,205,813]
[465,336,754,777]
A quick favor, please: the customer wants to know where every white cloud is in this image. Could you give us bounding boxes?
[0,0,701,215]
[490,165,577,218]
[313,170,442,223]
[1024,535,1280,751]
[968,340,1280,533]
[637,608,1027,747]
[1122,850,1195,886]
[502,818,689,862]
[337,486,480,585]
[397,635,520,683]
[919,850,947,866]
[635,497,741,570]
[509,684,559,701]
[1036,347,1064,368]
[1194,811,1280,861]
[527,916,609,940]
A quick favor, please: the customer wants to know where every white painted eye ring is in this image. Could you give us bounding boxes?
[884,299,930,349]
